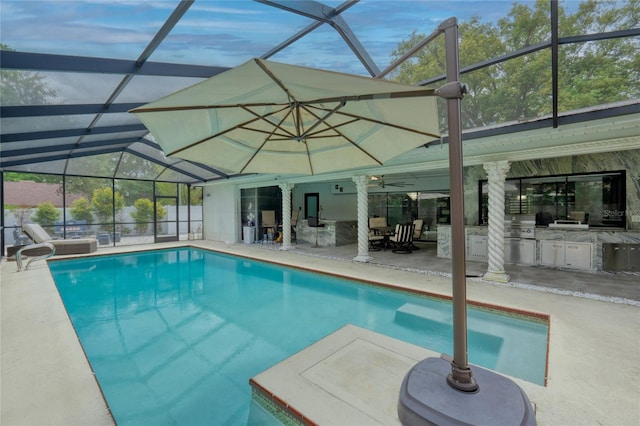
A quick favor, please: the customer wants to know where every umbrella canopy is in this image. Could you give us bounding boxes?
[131,58,440,175]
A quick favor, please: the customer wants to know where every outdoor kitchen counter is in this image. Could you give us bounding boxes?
[297,219,358,247]
[437,224,640,272]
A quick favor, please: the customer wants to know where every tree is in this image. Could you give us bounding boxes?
[130,198,153,235]
[31,202,60,227]
[1,44,57,106]
[11,205,32,227]
[69,197,93,223]
[3,171,60,184]
[190,186,203,205]
[558,0,640,110]
[91,187,125,229]
[130,198,166,235]
[390,0,640,129]
[155,202,168,233]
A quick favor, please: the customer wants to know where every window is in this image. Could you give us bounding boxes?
[367,192,447,227]
[479,171,626,228]
[304,193,319,219]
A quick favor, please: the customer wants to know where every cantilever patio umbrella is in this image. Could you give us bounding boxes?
[130,58,440,176]
[133,23,535,425]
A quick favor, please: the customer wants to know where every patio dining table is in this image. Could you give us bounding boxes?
[372,226,396,249]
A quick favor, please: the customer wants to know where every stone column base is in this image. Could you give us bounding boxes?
[280,244,296,251]
[353,255,373,263]
[483,270,511,283]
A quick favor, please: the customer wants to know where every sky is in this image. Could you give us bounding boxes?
[0,0,583,75]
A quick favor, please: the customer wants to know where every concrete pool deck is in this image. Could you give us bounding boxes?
[1,240,639,425]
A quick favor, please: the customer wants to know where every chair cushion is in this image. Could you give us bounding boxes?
[23,223,52,244]
[51,239,97,255]
[369,217,387,228]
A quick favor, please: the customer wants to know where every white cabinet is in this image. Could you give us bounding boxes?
[540,240,565,267]
[564,242,593,270]
[540,240,592,270]
[504,238,537,265]
[467,236,488,261]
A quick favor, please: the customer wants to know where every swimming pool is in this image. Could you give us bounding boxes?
[49,247,548,425]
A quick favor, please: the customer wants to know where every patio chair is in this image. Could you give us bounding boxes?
[290,209,299,243]
[23,223,97,255]
[409,219,424,250]
[261,210,278,243]
[389,223,415,254]
[368,217,388,251]
[368,230,385,251]
[277,209,299,243]
[369,217,388,230]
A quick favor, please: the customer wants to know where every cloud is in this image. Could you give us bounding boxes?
[1,0,537,72]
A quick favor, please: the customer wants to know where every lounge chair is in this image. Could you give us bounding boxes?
[23,223,97,255]
[389,223,415,254]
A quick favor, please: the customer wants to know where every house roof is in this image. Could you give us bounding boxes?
[3,181,83,207]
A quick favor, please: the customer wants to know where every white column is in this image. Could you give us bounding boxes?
[352,175,372,262]
[483,160,511,282]
[279,182,294,251]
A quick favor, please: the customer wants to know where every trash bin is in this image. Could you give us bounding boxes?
[243,226,255,244]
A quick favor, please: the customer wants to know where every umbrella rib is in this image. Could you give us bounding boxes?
[298,100,346,140]
[299,104,383,167]
[334,108,440,138]
[298,88,437,106]
[166,105,291,156]
[238,107,295,174]
[254,58,295,100]
[131,102,286,114]
[301,114,359,139]
[298,104,439,139]
[253,58,304,141]
[305,138,315,175]
[240,104,298,139]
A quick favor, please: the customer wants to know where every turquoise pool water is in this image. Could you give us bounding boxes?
[49,247,547,425]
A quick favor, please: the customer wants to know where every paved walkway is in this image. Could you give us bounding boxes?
[253,240,640,304]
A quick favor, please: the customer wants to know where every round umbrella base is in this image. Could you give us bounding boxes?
[398,357,536,426]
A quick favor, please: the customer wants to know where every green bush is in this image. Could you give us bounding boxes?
[69,197,93,223]
[31,201,60,227]
[91,187,124,230]
[130,198,167,235]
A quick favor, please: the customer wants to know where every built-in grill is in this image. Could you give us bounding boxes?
[504,214,536,239]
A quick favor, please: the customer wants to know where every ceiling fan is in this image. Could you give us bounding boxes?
[369,175,411,188]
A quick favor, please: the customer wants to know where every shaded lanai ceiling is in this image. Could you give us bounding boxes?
[1,0,639,184]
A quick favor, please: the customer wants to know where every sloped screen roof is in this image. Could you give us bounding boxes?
[1,0,639,183]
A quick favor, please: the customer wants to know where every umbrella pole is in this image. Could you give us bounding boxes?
[442,17,478,393]
[398,18,536,426]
